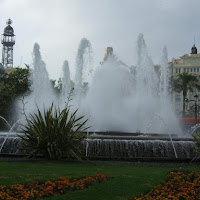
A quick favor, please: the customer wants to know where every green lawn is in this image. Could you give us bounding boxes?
[0,160,199,200]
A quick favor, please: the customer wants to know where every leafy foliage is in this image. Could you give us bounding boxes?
[0,84,14,115]
[19,104,88,160]
[2,67,31,96]
[50,78,62,95]
[170,72,200,116]
[50,78,75,95]
[171,72,200,94]
[0,67,30,129]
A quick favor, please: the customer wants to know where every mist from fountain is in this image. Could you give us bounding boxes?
[15,43,59,119]
[32,43,58,108]
[12,35,182,136]
[79,34,182,135]
[61,60,71,104]
[74,38,93,101]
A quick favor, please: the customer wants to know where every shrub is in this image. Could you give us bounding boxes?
[19,104,88,160]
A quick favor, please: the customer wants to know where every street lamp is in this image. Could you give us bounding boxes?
[185,93,200,124]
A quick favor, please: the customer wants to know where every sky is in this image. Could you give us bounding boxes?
[0,0,200,80]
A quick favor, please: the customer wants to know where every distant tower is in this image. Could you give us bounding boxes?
[191,44,197,54]
[1,19,15,67]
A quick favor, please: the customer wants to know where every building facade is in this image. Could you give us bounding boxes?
[169,44,200,116]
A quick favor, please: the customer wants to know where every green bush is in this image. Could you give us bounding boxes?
[19,104,88,160]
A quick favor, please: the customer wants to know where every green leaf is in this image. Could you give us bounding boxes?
[19,104,89,160]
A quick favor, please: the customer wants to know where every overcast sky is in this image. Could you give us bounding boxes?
[0,0,200,80]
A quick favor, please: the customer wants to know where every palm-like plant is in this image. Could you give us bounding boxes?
[19,104,88,160]
[171,73,200,116]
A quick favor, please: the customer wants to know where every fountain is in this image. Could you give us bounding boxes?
[0,34,196,160]
[62,60,71,103]
[0,118,23,155]
[80,34,181,134]
[75,38,93,100]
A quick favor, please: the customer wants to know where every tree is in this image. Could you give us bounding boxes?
[0,84,14,118]
[171,72,200,117]
[2,67,31,96]
[0,67,30,129]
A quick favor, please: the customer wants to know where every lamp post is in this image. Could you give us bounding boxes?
[185,93,200,124]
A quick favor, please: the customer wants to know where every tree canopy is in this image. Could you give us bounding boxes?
[0,67,30,129]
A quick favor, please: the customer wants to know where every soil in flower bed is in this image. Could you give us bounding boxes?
[133,171,200,200]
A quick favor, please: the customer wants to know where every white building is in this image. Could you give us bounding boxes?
[169,44,200,116]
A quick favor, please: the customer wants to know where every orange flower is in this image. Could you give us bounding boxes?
[0,173,109,200]
[134,171,200,200]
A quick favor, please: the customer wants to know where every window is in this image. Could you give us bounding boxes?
[194,68,196,72]
[197,68,199,72]
[176,68,178,73]
[191,68,193,72]
[184,68,186,72]
[187,68,190,72]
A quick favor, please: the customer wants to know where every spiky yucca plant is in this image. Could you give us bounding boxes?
[19,104,88,160]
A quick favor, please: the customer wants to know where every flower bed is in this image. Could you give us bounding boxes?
[133,171,200,200]
[0,173,108,200]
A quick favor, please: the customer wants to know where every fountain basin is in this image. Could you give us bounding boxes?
[0,132,195,161]
[87,132,193,141]
[83,132,195,161]
[0,132,22,155]
[83,139,195,161]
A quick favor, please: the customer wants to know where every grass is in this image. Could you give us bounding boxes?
[0,160,199,200]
